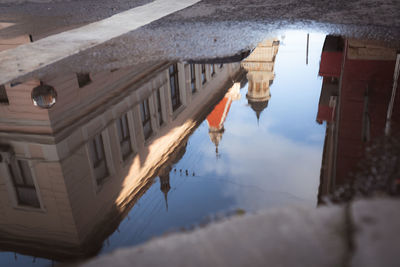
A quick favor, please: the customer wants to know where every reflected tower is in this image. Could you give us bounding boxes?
[159,171,171,211]
[206,83,241,157]
[241,39,279,121]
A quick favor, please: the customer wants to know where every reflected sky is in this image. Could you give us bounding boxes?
[0,253,52,267]
[101,31,326,253]
[1,23,400,266]
[0,31,327,266]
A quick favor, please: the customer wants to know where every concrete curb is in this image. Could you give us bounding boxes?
[351,198,400,267]
[79,197,400,267]
[0,0,200,86]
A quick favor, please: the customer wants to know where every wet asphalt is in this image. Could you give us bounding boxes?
[1,0,399,39]
[1,0,400,92]
[0,0,153,38]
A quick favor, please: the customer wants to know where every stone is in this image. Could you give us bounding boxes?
[0,0,200,86]
[81,204,347,267]
[351,198,400,267]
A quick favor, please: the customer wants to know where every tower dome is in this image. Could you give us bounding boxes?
[241,38,279,121]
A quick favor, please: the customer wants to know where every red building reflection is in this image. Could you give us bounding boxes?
[206,83,241,156]
[317,36,400,202]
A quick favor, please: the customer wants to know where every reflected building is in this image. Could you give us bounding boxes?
[0,23,32,52]
[317,35,400,202]
[156,133,189,212]
[0,46,243,261]
[241,39,279,121]
[0,21,82,53]
[206,82,241,156]
[159,170,171,211]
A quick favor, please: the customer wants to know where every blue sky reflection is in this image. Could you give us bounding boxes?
[102,30,327,253]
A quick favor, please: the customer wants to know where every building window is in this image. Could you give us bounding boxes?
[211,64,215,76]
[89,134,109,185]
[190,64,196,93]
[0,85,9,105]
[201,64,207,85]
[140,99,153,140]
[156,89,164,126]
[10,82,21,87]
[169,64,181,111]
[8,160,40,208]
[77,73,91,88]
[116,113,133,160]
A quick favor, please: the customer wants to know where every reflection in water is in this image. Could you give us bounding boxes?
[206,82,241,157]
[0,50,243,263]
[241,39,279,122]
[1,30,398,266]
[317,36,400,203]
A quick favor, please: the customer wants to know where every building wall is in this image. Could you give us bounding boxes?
[0,142,80,246]
[0,80,52,134]
[60,62,241,243]
[335,55,399,185]
[317,37,400,194]
[0,23,31,52]
[0,61,241,258]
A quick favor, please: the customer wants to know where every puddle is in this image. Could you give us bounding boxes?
[0,17,399,267]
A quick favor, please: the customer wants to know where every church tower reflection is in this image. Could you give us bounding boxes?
[241,39,280,121]
[206,83,241,157]
[159,169,171,211]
